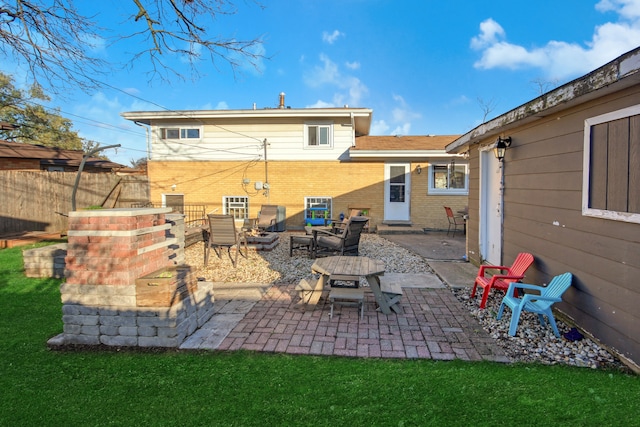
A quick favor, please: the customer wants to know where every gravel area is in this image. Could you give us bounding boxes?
[186,232,626,371]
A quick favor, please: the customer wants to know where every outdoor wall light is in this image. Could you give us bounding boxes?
[171,184,177,191]
[416,165,422,174]
[494,136,512,162]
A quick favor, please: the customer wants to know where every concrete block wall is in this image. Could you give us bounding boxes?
[23,243,67,278]
[58,208,214,348]
[60,282,214,347]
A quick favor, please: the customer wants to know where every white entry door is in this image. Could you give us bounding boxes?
[384,163,411,222]
[479,149,502,265]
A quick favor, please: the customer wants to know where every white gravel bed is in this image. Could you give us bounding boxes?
[456,289,624,370]
[185,232,626,371]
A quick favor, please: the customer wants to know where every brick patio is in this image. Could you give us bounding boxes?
[182,282,510,362]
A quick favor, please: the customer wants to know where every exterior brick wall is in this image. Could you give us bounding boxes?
[148,160,468,231]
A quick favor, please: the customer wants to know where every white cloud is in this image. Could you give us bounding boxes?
[369,95,421,136]
[304,54,368,107]
[596,0,640,20]
[471,2,640,79]
[306,99,334,108]
[391,123,412,136]
[470,18,505,50]
[447,95,471,107]
[345,61,360,70]
[370,120,390,135]
[322,30,344,44]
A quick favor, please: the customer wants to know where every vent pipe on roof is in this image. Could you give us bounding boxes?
[279,92,285,109]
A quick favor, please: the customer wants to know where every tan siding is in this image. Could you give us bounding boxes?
[467,85,640,364]
[631,115,640,213]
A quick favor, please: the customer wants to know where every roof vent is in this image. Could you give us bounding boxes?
[279,92,286,109]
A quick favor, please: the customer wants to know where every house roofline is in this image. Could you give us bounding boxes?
[122,107,374,136]
[446,46,640,154]
[349,149,462,159]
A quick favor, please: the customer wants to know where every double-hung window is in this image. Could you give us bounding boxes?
[305,122,333,148]
[160,127,201,140]
[582,104,640,224]
[428,162,468,195]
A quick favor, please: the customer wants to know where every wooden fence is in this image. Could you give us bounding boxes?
[0,171,150,234]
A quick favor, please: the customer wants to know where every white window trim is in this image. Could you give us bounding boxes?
[304,122,333,149]
[582,104,640,224]
[427,162,469,195]
[222,195,249,219]
[158,125,202,140]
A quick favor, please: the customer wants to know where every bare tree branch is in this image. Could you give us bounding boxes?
[0,0,265,93]
[477,97,498,123]
[530,77,560,96]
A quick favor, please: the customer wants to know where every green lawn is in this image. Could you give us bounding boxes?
[1,243,638,426]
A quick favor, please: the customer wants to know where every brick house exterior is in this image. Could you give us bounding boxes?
[122,103,467,232]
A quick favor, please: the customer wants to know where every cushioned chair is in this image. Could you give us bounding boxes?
[497,272,573,337]
[249,205,278,232]
[312,216,369,257]
[471,252,534,309]
[204,214,247,267]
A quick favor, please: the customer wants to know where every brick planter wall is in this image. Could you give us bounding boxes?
[55,208,214,348]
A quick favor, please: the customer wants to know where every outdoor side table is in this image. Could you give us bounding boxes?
[290,234,314,257]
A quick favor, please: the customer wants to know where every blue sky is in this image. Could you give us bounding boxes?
[5,0,640,165]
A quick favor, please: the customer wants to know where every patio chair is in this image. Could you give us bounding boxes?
[312,216,369,257]
[204,214,247,268]
[249,205,278,232]
[444,206,465,237]
[471,252,534,309]
[497,272,573,337]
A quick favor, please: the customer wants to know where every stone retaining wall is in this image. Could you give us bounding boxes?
[23,243,67,279]
[59,281,214,347]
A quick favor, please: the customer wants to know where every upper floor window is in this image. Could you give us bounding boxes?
[305,122,333,148]
[582,104,640,224]
[428,162,468,195]
[160,127,201,140]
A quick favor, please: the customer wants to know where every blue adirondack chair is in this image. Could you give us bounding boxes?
[497,272,573,337]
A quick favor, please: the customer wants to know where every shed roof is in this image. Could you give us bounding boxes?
[446,46,640,154]
[0,140,124,169]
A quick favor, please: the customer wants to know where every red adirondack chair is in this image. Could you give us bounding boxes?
[471,252,534,309]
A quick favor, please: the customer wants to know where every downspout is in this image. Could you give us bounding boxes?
[134,121,151,160]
